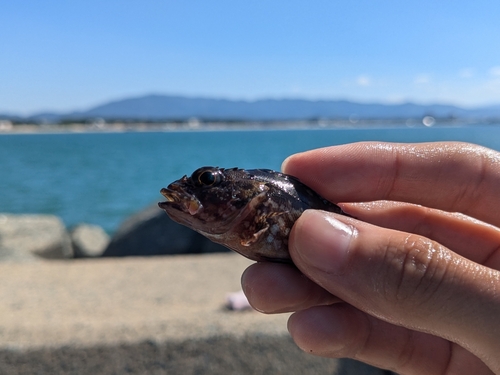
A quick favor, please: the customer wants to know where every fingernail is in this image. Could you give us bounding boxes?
[281,156,291,173]
[292,210,355,275]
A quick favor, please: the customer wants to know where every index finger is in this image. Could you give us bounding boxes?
[282,141,500,226]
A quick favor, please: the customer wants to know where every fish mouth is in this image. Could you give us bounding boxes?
[158,187,202,216]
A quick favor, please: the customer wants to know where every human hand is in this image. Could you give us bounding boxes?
[242,142,500,374]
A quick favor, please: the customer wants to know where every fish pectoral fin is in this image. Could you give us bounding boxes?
[240,225,269,247]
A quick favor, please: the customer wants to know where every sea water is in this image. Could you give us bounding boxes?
[1,125,500,233]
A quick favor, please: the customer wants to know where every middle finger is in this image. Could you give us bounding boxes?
[341,201,500,269]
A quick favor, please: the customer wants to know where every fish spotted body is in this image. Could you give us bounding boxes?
[158,167,348,263]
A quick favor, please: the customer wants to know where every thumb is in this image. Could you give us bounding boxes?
[290,210,500,361]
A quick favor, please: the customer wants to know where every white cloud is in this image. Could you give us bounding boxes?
[489,66,500,77]
[356,75,371,86]
[383,95,407,104]
[289,85,302,94]
[414,74,431,85]
[459,68,475,78]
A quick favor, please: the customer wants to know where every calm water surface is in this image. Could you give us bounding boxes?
[1,125,499,233]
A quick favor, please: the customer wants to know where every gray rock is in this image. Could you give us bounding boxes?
[0,214,73,261]
[71,224,110,258]
[103,204,229,257]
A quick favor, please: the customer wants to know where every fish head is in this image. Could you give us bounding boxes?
[158,167,266,235]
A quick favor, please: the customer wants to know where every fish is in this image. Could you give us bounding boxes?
[158,167,349,263]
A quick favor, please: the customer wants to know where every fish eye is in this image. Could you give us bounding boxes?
[198,171,216,185]
[192,168,222,187]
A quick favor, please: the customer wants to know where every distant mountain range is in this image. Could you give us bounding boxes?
[3,94,500,122]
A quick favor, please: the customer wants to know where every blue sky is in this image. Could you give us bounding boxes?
[2,0,500,115]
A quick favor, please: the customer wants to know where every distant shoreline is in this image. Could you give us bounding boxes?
[0,118,496,135]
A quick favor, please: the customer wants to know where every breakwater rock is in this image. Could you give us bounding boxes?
[71,223,110,258]
[0,214,110,262]
[0,205,229,262]
[0,214,73,261]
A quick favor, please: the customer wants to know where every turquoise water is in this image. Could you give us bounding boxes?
[1,125,500,233]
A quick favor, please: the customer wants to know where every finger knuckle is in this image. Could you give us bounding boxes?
[381,233,449,307]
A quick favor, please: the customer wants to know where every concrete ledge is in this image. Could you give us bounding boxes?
[0,253,388,374]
